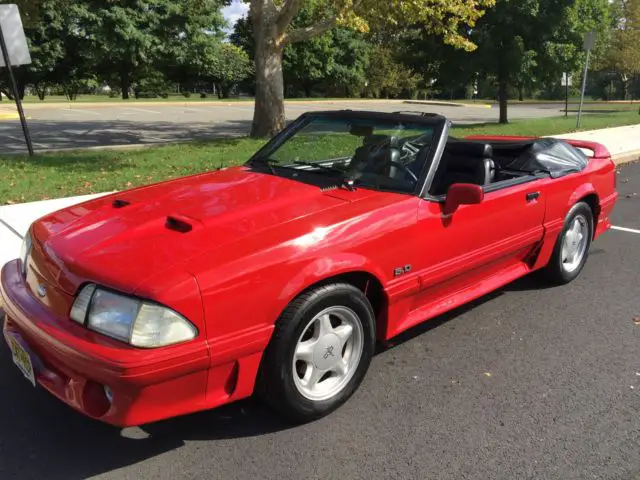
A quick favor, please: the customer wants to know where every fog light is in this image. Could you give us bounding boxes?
[104,385,114,403]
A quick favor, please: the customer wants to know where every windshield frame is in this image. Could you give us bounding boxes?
[246,110,449,197]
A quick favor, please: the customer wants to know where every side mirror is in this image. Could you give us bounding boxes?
[443,183,484,215]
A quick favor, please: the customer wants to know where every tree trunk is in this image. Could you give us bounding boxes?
[251,38,285,138]
[498,75,509,124]
[518,83,524,102]
[121,75,130,100]
[35,84,47,101]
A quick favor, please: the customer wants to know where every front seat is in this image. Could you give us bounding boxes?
[432,141,495,195]
[348,135,401,179]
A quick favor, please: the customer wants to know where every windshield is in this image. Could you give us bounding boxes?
[249,114,439,193]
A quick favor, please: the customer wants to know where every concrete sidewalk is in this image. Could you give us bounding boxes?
[1,124,639,269]
[553,123,640,163]
[0,193,110,268]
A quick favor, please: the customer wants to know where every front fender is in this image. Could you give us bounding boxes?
[269,253,388,322]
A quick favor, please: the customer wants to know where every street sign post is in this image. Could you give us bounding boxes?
[0,4,34,155]
[576,31,596,129]
[561,73,572,118]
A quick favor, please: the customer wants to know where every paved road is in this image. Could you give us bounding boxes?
[1,163,638,480]
[0,100,566,154]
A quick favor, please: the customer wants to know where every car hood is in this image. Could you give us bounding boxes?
[31,167,353,295]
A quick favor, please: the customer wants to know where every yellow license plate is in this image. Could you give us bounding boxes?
[9,337,36,387]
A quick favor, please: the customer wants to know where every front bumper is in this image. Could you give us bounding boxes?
[1,260,211,427]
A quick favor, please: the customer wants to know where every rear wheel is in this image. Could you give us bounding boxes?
[543,201,593,284]
[258,283,376,422]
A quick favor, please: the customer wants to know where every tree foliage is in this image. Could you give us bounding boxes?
[468,0,611,122]
[248,0,496,137]
[602,0,640,98]
[1,0,260,101]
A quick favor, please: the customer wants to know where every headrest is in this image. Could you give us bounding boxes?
[445,141,493,158]
[363,135,399,149]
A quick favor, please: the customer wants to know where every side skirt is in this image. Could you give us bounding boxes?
[387,261,532,339]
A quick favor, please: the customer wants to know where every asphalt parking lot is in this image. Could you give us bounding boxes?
[0,100,565,154]
[1,162,638,480]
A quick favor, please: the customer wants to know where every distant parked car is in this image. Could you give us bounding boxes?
[1,110,618,426]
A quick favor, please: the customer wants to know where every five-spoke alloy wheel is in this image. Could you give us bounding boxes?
[292,306,364,401]
[544,201,594,284]
[258,283,376,422]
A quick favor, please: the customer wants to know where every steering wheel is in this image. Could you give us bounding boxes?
[401,141,420,157]
[389,160,418,183]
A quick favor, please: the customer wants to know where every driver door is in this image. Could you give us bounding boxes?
[407,179,546,323]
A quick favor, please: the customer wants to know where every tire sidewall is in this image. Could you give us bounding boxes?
[552,202,594,283]
[273,285,376,420]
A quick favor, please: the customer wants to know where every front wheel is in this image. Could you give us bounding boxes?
[257,283,376,422]
[543,201,594,284]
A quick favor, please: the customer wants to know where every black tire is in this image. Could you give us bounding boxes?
[257,283,376,423]
[543,201,594,285]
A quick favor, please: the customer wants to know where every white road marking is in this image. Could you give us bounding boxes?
[123,107,162,114]
[611,226,640,234]
[65,108,101,116]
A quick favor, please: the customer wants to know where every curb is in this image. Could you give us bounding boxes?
[612,150,640,166]
[404,100,492,109]
[0,113,19,120]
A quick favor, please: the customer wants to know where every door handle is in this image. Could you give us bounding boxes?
[526,191,540,202]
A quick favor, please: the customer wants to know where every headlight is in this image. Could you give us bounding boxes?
[20,233,32,276]
[70,284,197,348]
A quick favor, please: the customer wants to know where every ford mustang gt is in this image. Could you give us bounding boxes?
[1,110,617,426]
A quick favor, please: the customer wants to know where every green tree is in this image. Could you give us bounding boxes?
[365,45,420,98]
[602,0,640,99]
[14,0,41,26]
[212,44,253,98]
[80,0,226,99]
[536,0,612,100]
[472,0,611,123]
[327,28,370,97]
[232,12,372,98]
[248,0,495,138]
[284,32,335,97]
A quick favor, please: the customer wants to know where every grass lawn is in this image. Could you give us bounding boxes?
[1,110,638,205]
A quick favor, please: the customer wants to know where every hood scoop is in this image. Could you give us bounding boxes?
[165,215,193,233]
[112,199,131,209]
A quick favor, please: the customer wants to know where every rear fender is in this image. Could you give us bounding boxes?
[567,182,597,211]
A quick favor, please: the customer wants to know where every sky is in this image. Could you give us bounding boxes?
[222,0,249,28]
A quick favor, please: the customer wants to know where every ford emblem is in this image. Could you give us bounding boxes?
[36,284,47,298]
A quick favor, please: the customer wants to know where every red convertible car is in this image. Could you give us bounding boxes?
[1,111,617,426]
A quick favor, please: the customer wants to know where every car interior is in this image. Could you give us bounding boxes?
[346,134,541,196]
